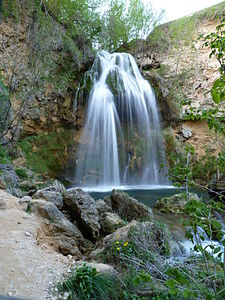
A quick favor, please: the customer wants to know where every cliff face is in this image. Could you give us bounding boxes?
[129,3,225,159]
[0,2,88,178]
[0,1,224,181]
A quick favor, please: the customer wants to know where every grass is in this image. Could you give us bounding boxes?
[0,145,11,164]
[57,265,121,300]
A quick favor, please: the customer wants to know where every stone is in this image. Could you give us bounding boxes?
[154,193,200,214]
[181,126,192,139]
[100,212,124,234]
[32,187,64,210]
[0,176,7,189]
[19,196,31,211]
[30,199,83,257]
[95,199,112,215]
[74,261,118,278]
[103,220,139,247]
[111,190,153,221]
[19,181,37,193]
[0,198,7,210]
[64,189,100,240]
[104,220,171,257]
[0,164,19,194]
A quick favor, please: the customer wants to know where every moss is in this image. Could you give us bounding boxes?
[17,129,73,176]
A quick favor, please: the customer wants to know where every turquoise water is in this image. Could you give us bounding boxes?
[89,188,209,208]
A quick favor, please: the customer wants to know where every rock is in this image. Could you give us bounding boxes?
[64,189,100,240]
[30,199,83,257]
[154,193,200,214]
[100,212,124,234]
[19,181,37,194]
[181,126,192,139]
[111,190,153,221]
[32,187,63,210]
[104,220,171,257]
[25,231,31,237]
[75,261,118,277]
[19,196,31,211]
[96,199,112,215]
[0,176,7,189]
[103,220,139,247]
[0,164,19,194]
[0,198,7,210]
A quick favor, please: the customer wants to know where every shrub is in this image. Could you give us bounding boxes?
[57,265,121,300]
[15,168,28,180]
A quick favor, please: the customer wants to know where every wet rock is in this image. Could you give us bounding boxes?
[100,212,124,234]
[30,199,83,257]
[96,199,112,215]
[33,187,63,209]
[111,190,153,221]
[64,189,100,241]
[154,193,200,214]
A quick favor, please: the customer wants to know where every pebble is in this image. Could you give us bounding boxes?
[18,221,22,224]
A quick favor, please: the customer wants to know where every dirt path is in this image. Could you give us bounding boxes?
[0,189,68,300]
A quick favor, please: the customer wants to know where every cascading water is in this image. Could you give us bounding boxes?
[75,50,169,189]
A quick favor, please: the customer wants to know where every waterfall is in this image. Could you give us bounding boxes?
[75,50,168,189]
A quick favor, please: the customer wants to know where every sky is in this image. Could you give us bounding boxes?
[147,0,224,22]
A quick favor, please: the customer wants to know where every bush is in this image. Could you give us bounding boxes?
[15,168,28,180]
[57,265,121,300]
[0,145,10,164]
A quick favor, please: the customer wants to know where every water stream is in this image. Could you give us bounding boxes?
[75,51,168,189]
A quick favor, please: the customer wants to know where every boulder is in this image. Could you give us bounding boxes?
[32,187,63,209]
[104,220,171,257]
[19,181,37,195]
[100,212,124,234]
[19,195,31,211]
[0,176,6,189]
[64,189,100,241]
[103,220,139,247]
[74,261,118,277]
[0,164,19,195]
[111,190,153,221]
[96,199,112,215]
[30,199,83,257]
[154,193,200,214]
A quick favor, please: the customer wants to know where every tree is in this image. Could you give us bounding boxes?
[201,18,225,104]
[100,0,163,52]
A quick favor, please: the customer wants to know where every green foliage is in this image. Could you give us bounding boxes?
[99,0,162,52]
[0,73,10,138]
[16,130,72,176]
[14,168,28,180]
[0,144,10,164]
[57,264,120,300]
[201,18,225,104]
[1,0,21,21]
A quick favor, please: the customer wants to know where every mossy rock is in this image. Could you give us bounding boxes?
[16,129,73,177]
[155,193,200,214]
